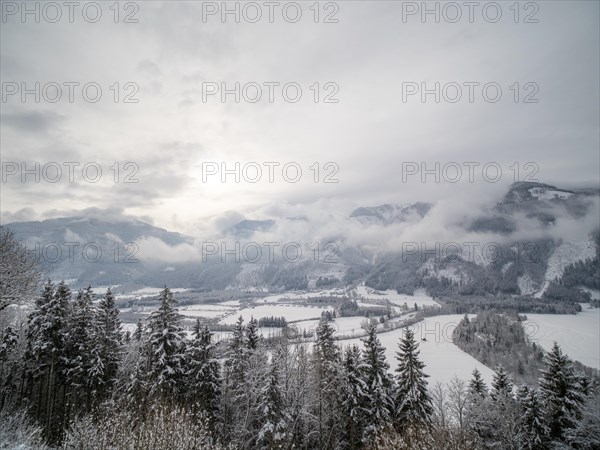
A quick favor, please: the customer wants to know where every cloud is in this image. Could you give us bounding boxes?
[0,1,598,233]
[0,207,39,225]
[37,207,155,225]
[1,111,65,135]
[135,236,201,264]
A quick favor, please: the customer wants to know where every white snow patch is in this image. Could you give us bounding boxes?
[524,305,600,369]
[341,315,495,385]
[580,287,600,300]
[219,304,333,325]
[536,240,596,297]
[501,262,513,275]
[518,274,537,295]
[355,285,440,309]
[529,187,573,200]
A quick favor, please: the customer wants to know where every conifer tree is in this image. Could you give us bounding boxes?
[25,280,71,443]
[220,316,246,440]
[94,287,122,399]
[517,386,549,450]
[186,324,221,431]
[359,325,394,443]
[313,318,344,449]
[394,328,433,428]
[490,366,513,400]
[341,344,367,450]
[133,319,143,341]
[256,361,287,449]
[64,286,97,409]
[145,287,186,399]
[246,316,260,351]
[468,368,487,398]
[539,342,584,443]
[487,366,520,448]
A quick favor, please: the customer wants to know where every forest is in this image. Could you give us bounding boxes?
[0,283,599,449]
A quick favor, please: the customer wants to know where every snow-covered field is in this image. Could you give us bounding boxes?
[580,287,600,300]
[288,316,373,338]
[355,286,440,309]
[255,285,440,310]
[219,304,333,325]
[257,288,350,304]
[118,287,190,298]
[179,306,234,319]
[341,315,495,386]
[524,305,600,369]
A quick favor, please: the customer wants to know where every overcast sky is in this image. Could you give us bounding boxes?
[1,1,598,235]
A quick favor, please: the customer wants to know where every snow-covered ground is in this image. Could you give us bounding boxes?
[288,316,373,338]
[580,287,600,300]
[114,286,190,300]
[529,187,573,200]
[524,305,600,369]
[535,239,596,297]
[340,315,495,386]
[179,308,233,319]
[219,304,333,325]
[355,286,440,308]
[257,288,349,304]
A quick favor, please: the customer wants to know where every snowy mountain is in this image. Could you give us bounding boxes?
[226,219,275,237]
[7,217,195,289]
[4,182,598,297]
[350,202,432,226]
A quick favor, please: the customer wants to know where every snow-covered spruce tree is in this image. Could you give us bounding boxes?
[359,325,394,443]
[25,280,72,444]
[186,323,221,432]
[226,315,247,385]
[63,286,98,411]
[465,368,489,445]
[0,326,18,404]
[539,342,584,444]
[341,344,368,450]
[124,320,150,416]
[145,287,186,401]
[394,328,433,429]
[192,317,202,338]
[246,316,260,351]
[454,314,472,343]
[312,318,344,449]
[468,368,487,398]
[484,366,520,449]
[241,316,271,448]
[256,360,288,450]
[220,315,247,443]
[93,287,122,400]
[568,380,600,449]
[490,365,513,401]
[516,386,549,450]
[133,318,143,341]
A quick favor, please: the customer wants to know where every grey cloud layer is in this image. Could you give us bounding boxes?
[1,1,598,232]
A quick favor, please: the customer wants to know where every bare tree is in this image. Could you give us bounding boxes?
[0,226,41,314]
[447,377,469,430]
[430,381,448,429]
